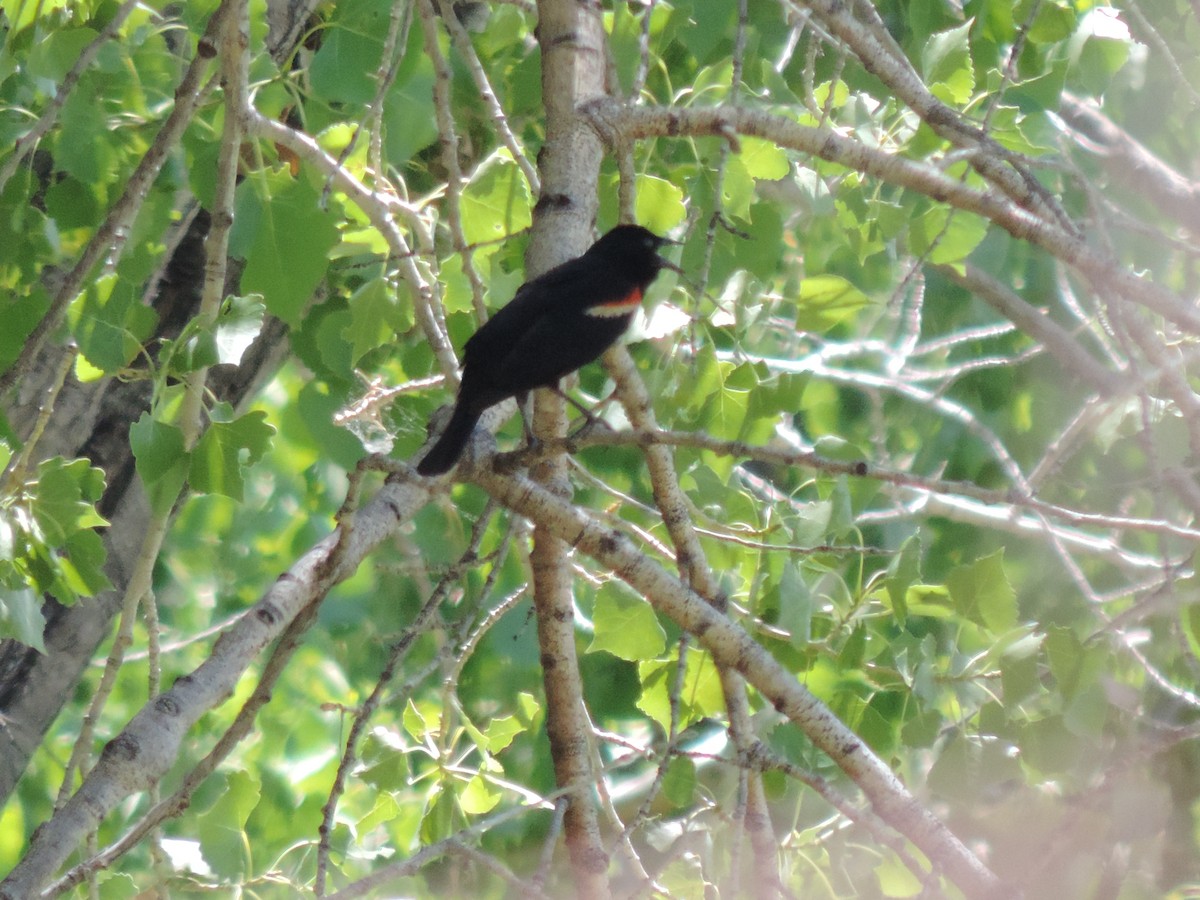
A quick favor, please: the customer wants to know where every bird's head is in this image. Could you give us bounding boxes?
[591,224,680,282]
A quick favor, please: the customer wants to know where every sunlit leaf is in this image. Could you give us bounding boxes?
[634,174,687,233]
[922,20,975,105]
[589,584,666,661]
[460,150,533,246]
[460,773,501,815]
[215,294,266,366]
[795,275,871,333]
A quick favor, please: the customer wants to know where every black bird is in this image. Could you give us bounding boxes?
[416,224,673,476]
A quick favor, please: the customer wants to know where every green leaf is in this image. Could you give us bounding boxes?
[91,873,137,900]
[460,150,533,246]
[129,413,187,485]
[27,27,98,82]
[1063,682,1108,737]
[482,713,525,753]
[1019,714,1077,775]
[0,288,50,377]
[661,755,696,809]
[1,0,70,31]
[776,560,813,648]
[383,66,439,166]
[946,549,1017,633]
[215,295,267,365]
[719,155,756,219]
[237,171,340,327]
[926,733,980,802]
[56,77,118,185]
[69,274,157,374]
[130,414,190,517]
[420,786,465,845]
[909,207,988,266]
[438,255,476,316]
[403,698,440,742]
[589,584,667,661]
[309,21,386,105]
[922,20,975,105]
[358,792,401,834]
[0,586,47,652]
[360,728,410,791]
[788,500,832,548]
[901,709,943,748]
[634,174,687,234]
[875,848,924,897]
[1181,598,1200,662]
[1023,0,1075,42]
[1068,11,1131,95]
[197,770,261,879]
[837,624,867,670]
[1045,626,1105,701]
[0,455,110,612]
[637,651,723,731]
[795,275,871,333]
[31,458,108,547]
[44,176,102,229]
[188,410,275,500]
[459,773,501,815]
[1071,35,1129,94]
[58,530,111,597]
[678,0,736,60]
[515,692,542,728]
[738,137,789,180]
[1001,648,1041,705]
[904,585,955,619]
[344,278,408,364]
[885,534,922,625]
[162,328,218,378]
[698,371,750,440]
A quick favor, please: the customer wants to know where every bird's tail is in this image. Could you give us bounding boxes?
[416,401,481,476]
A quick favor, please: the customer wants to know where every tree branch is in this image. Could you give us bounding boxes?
[471,463,1005,898]
[583,100,1200,336]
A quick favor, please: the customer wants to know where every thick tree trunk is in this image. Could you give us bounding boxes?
[0,217,288,806]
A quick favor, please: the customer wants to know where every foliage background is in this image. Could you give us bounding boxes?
[1,0,1199,896]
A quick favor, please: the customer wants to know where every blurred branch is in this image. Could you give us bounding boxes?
[471,463,1005,899]
[936,264,1124,394]
[530,428,1200,547]
[584,100,1200,336]
[1060,93,1200,237]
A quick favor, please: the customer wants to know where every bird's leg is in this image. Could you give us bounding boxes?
[516,391,538,448]
[553,386,615,441]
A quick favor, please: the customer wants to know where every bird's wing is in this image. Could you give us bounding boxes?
[462,253,625,361]
[490,302,634,392]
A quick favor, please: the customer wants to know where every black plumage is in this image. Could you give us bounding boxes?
[416,225,672,476]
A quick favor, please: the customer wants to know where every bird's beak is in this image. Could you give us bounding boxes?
[656,236,683,274]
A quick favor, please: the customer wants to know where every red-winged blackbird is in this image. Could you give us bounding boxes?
[416,224,673,476]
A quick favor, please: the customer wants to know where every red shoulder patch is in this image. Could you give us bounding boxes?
[586,286,643,318]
